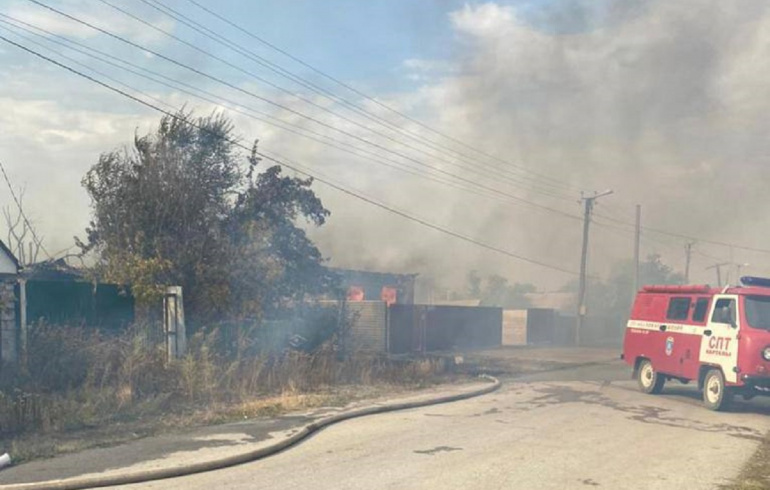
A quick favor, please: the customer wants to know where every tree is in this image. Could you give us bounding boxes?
[466,270,482,298]
[80,110,336,323]
[3,187,44,266]
[479,274,536,309]
[560,254,684,320]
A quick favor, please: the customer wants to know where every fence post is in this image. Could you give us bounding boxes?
[18,278,27,369]
[163,286,186,360]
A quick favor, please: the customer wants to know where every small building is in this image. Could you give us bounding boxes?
[0,239,20,364]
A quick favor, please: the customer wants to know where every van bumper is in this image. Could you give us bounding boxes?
[740,375,770,390]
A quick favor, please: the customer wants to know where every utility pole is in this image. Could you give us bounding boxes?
[684,242,694,283]
[706,262,730,287]
[633,204,641,294]
[576,189,613,346]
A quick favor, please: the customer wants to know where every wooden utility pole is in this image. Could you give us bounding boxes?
[576,190,613,346]
[684,242,694,283]
[633,204,641,294]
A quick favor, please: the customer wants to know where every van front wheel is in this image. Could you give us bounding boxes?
[703,369,732,411]
[637,359,665,394]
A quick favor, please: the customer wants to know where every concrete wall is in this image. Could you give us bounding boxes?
[345,301,388,353]
[319,300,389,353]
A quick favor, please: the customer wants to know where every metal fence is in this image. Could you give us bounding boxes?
[388,304,502,354]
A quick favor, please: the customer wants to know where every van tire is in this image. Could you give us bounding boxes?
[637,359,665,394]
[702,369,732,411]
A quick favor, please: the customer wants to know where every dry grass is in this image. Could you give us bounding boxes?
[2,382,428,463]
[0,321,451,463]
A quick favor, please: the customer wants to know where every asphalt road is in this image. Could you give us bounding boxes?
[121,361,770,490]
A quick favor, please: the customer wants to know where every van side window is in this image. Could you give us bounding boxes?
[666,297,691,320]
[692,298,710,322]
[712,298,736,324]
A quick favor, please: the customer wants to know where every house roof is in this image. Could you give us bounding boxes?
[25,258,85,281]
[0,239,20,271]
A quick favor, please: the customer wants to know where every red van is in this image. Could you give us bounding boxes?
[622,277,770,410]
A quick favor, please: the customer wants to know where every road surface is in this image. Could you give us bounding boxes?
[121,361,770,489]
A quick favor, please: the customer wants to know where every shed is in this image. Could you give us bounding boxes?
[0,239,20,365]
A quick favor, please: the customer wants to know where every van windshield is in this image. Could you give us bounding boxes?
[743,295,770,330]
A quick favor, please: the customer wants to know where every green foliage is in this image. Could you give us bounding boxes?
[467,271,535,309]
[561,253,685,320]
[466,270,482,298]
[80,110,336,322]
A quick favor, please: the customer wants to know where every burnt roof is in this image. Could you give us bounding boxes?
[331,267,418,281]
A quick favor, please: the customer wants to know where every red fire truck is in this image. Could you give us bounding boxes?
[622,277,770,410]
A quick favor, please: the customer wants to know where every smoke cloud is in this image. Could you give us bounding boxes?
[308,0,770,291]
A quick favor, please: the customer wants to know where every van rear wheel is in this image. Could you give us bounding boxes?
[703,369,732,411]
[637,359,665,394]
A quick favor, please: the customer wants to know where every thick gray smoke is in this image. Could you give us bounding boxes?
[308,0,770,291]
[4,0,770,295]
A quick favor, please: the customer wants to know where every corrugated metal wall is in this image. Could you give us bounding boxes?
[25,280,134,329]
[388,305,425,354]
[526,308,558,344]
[388,305,502,353]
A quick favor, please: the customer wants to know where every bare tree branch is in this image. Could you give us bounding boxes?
[2,186,43,266]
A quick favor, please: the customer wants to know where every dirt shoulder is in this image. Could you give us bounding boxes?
[720,431,770,489]
[3,382,441,465]
[1,347,615,467]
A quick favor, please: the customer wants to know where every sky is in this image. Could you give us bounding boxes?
[2,0,770,296]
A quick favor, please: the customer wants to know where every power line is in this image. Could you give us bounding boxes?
[0,33,583,277]
[595,212,770,255]
[174,0,770,257]
[0,158,50,260]
[95,0,577,202]
[0,14,591,229]
[137,0,577,200]
[183,0,585,194]
[15,3,768,267]
[21,0,585,222]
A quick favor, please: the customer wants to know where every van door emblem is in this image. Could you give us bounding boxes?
[665,336,674,356]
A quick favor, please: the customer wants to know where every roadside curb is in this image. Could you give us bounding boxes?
[0,376,501,490]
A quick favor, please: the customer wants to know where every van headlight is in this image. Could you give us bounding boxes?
[763,347,770,361]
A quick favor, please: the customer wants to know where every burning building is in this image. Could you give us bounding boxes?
[331,268,417,306]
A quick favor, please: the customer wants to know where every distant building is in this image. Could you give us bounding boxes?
[332,268,417,305]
